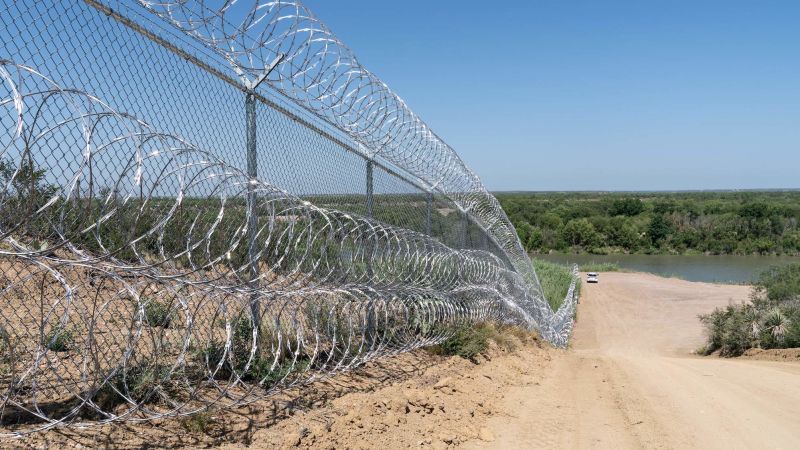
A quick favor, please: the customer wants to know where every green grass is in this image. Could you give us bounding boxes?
[533,259,577,309]
[180,411,215,433]
[142,297,177,328]
[42,323,75,352]
[579,262,621,272]
[427,324,492,361]
[426,323,539,362]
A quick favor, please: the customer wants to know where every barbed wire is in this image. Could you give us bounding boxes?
[121,0,576,338]
[0,0,578,435]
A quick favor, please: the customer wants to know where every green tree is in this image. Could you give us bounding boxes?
[739,202,770,219]
[605,217,641,250]
[648,214,671,245]
[535,212,563,231]
[515,222,544,252]
[653,201,675,215]
[609,197,645,217]
[526,226,544,251]
[515,221,532,245]
[0,157,57,203]
[561,219,599,248]
[0,157,59,237]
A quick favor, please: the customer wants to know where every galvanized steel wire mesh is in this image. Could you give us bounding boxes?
[0,0,578,434]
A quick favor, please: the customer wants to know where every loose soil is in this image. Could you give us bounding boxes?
[6,272,800,449]
[471,272,800,450]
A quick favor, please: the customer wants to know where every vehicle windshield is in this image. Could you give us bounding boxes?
[588,273,598,277]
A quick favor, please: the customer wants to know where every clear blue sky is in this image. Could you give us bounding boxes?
[305,1,800,191]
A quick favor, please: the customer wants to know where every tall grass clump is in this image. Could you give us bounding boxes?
[426,323,539,362]
[142,297,177,328]
[193,313,310,387]
[42,322,75,352]
[428,324,492,361]
[533,259,576,309]
[699,263,800,356]
[580,262,620,272]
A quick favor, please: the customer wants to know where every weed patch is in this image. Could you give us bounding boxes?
[426,323,539,362]
[42,323,75,352]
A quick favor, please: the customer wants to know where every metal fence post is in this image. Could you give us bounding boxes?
[366,160,374,219]
[365,160,376,345]
[243,54,284,343]
[424,191,434,276]
[425,191,433,236]
[245,92,261,335]
[461,209,469,248]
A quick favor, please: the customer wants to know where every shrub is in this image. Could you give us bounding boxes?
[751,264,800,305]
[759,309,792,349]
[699,304,752,356]
[142,297,177,328]
[42,323,75,352]
[303,299,353,349]
[194,340,230,376]
[180,411,215,433]
[427,324,491,362]
[427,323,539,362]
[193,313,310,387]
[699,263,800,356]
[250,356,311,387]
[94,362,175,410]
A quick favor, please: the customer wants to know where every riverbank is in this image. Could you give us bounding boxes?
[497,191,800,257]
[536,252,800,284]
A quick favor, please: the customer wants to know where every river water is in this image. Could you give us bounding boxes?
[535,253,800,284]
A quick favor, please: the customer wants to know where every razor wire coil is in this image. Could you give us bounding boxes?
[0,0,578,435]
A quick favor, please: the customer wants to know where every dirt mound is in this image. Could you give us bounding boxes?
[243,341,551,450]
[741,347,800,361]
[6,333,553,449]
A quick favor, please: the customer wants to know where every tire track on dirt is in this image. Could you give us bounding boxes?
[472,272,800,450]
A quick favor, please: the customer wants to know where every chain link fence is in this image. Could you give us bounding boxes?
[0,0,578,434]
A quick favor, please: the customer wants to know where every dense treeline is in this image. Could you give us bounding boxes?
[496,191,800,256]
[0,158,501,269]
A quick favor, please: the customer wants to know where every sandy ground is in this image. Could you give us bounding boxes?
[7,332,552,449]
[472,272,800,450]
[7,272,800,449]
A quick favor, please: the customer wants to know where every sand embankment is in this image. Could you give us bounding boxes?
[9,272,800,449]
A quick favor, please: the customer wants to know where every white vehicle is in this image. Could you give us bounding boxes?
[587,272,599,283]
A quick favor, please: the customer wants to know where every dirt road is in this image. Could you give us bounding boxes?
[474,272,800,450]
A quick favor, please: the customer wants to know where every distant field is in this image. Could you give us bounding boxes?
[495,191,800,257]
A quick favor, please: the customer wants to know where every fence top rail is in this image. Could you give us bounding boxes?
[106,2,508,207]
[100,0,531,276]
[86,0,435,193]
